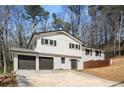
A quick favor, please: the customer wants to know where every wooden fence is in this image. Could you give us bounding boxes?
[84,59,110,69]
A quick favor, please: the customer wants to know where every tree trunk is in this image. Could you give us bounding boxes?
[31,19,35,34]
[2,42,7,73]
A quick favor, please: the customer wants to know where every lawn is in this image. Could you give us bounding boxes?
[82,56,124,82]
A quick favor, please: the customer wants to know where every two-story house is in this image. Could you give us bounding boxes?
[10,30,105,71]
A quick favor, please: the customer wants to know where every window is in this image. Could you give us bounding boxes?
[76,44,78,49]
[69,43,80,50]
[45,39,48,44]
[61,57,65,64]
[72,44,74,48]
[41,38,56,47]
[95,50,99,56]
[50,40,53,45]
[85,49,90,55]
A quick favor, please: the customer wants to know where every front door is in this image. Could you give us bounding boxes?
[71,59,77,69]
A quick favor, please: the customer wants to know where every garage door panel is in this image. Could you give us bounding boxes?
[71,59,77,69]
[39,57,53,70]
[18,55,36,70]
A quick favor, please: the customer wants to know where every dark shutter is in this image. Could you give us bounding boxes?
[72,44,74,48]
[54,40,56,46]
[41,38,44,44]
[79,45,80,50]
[69,43,71,48]
[90,49,92,56]
[100,51,101,57]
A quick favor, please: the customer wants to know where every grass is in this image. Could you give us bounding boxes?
[82,56,124,82]
[0,68,3,74]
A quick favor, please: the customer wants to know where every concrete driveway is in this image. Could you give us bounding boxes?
[16,70,117,87]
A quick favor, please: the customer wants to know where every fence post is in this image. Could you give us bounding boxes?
[110,59,113,65]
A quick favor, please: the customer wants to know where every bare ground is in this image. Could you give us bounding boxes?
[82,56,124,82]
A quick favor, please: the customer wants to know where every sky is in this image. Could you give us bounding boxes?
[43,5,62,14]
[42,5,90,22]
[42,5,64,22]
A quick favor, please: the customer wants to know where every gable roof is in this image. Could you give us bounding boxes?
[27,30,83,48]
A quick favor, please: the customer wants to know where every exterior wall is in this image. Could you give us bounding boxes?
[35,34,82,57]
[13,52,104,71]
[77,61,84,69]
[13,52,82,70]
[12,33,105,71]
[13,53,18,71]
[54,57,71,70]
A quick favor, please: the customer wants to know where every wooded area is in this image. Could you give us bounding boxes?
[0,5,124,73]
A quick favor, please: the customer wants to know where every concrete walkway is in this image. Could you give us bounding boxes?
[16,70,117,87]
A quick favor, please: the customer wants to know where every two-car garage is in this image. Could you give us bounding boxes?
[18,55,54,70]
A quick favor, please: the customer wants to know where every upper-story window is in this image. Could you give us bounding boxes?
[41,38,56,46]
[50,40,53,45]
[85,49,90,55]
[95,50,100,56]
[69,43,80,50]
[45,39,48,44]
[95,50,101,57]
[76,44,78,49]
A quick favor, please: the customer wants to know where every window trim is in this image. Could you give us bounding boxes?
[69,43,80,50]
[41,38,57,47]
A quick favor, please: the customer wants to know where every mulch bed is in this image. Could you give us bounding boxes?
[0,72,17,87]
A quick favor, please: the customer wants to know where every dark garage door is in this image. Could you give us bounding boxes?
[18,55,36,70]
[39,57,53,70]
[71,59,77,69]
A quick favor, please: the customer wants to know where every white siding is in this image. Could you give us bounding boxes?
[54,57,71,69]
[35,34,82,57]
[13,53,18,71]
[13,32,105,71]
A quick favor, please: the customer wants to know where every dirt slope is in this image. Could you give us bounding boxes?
[83,57,124,82]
